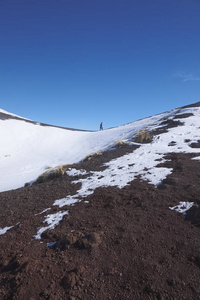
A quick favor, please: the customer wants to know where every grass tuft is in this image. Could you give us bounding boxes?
[33,165,65,185]
[133,129,153,143]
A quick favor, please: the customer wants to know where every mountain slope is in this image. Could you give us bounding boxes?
[0,103,200,299]
[0,106,187,192]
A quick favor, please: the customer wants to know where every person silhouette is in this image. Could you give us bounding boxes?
[100,122,103,130]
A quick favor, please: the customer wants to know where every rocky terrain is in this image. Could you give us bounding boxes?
[1,103,200,299]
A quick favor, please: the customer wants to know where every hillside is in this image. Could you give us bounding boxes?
[1,103,200,299]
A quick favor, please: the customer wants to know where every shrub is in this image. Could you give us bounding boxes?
[84,151,102,161]
[133,129,153,143]
[113,140,131,148]
[33,165,65,184]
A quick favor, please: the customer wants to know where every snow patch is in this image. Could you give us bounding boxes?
[0,222,20,235]
[47,241,57,247]
[34,211,69,239]
[0,225,14,235]
[66,168,89,176]
[35,208,51,216]
[169,202,194,214]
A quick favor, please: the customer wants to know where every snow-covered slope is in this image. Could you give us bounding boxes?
[55,107,200,205]
[0,106,200,193]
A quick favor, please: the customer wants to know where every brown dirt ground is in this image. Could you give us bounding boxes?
[1,146,200,300]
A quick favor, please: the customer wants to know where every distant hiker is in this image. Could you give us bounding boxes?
[100,122,103,130]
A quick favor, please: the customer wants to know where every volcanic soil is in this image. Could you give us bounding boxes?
[1,144,200,299]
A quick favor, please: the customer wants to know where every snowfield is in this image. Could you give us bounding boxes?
[0,107,180,192]
[1,106,200,238]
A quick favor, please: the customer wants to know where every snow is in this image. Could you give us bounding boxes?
[169,202,194,214]
[67,168,88,176]
[47,241,57,247]
[0,222,20,235]
[0,225,14,235]
[1,106,200,238]
[34,211,69,239]
[53,107,200,209]
[35,208,51,216]
[0,108,29,119]
[0,108,182,192]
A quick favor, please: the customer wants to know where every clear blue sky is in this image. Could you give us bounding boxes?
[0,0,200,130]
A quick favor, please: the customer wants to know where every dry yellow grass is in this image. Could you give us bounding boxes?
[133,129,153,143]
[84,151,102,161]
[34,165,65,184]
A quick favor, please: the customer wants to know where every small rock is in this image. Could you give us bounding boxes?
[167,279,176,287]
[144,283,154,294]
